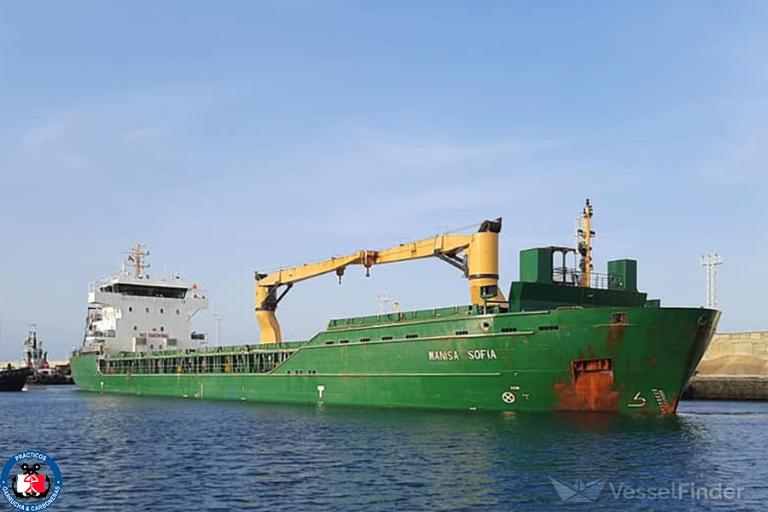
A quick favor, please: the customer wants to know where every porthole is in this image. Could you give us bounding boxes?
[480,321,491,332]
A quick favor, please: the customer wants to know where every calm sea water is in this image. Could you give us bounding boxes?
[1,387,766,511]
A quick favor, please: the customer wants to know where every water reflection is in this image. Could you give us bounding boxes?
[1,388,765,511]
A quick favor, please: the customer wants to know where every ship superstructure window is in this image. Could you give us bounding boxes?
[128,307,133,312]
[145,307,150,313]
[160,308,164,314]
[106,283,187,299]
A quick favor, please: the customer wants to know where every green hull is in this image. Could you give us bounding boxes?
[71,306,719,414]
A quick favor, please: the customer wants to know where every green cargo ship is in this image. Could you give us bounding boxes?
[71,202,719,414]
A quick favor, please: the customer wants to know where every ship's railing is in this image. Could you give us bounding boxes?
[328,304,509,329]
[99,347,299,376]
[552,268,623,290]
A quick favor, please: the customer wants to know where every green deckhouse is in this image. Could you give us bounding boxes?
[72,202,719,414]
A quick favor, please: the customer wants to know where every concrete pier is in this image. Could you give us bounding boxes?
[684,331,768,401]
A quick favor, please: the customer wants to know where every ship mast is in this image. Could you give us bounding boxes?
[127,244,150,279]
[577,199,594,287]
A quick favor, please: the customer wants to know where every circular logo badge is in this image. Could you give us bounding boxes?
[1,451,62,510]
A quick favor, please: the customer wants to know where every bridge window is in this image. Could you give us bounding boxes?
[111,283,187,298]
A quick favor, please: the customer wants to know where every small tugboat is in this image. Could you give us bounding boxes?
[0,364,31,392]
[23,325,74,385]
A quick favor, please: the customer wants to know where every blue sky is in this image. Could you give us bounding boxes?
[1,1,766,360]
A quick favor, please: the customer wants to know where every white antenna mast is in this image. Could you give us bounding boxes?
[699,253,723,308]
[376,293,390,314]
[213,314,223,346]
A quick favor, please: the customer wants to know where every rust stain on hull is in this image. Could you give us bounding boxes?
[554,359,619,412]
[606,324,626,351]
[662,397,679,415]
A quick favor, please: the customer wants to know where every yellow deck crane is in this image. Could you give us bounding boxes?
[254,218,507,343]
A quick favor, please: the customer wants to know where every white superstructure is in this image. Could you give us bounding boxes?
[82,245,209,355]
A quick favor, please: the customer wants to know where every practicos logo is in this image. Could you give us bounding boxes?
[2,451,62,510]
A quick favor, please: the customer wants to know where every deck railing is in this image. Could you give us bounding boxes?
[552,268,624,290]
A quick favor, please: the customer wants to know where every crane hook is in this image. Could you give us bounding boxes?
[363,250,373,277]
[336,267,345,285]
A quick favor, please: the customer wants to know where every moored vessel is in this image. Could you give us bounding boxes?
[0,365,32,392]
[72,203,719,414]
[23,325,74,385]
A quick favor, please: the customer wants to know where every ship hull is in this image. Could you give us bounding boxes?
[71,306,719,414]
[0,368,32,392]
